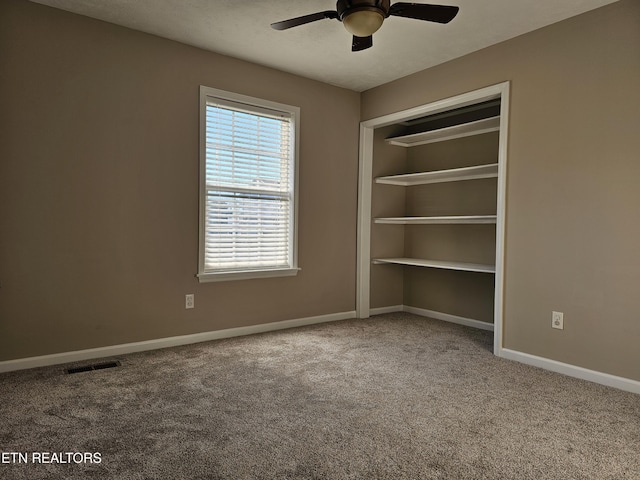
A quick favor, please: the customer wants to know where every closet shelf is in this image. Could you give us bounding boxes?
[374,215,497,225]
[373,257,495,274]
[386,116,500,147]
[375,163,498,186]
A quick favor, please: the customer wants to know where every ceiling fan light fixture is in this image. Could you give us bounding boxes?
[342,10,384,37]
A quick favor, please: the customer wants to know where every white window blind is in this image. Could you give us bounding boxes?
[198,88,299,281]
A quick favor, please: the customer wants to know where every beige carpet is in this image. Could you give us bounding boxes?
[1,312,638,479]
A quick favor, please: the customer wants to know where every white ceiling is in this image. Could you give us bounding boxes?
[30,0,619,92]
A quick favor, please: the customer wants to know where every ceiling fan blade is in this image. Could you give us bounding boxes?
[388,3,459,24]
[271,11,339,30]
[352,35,373,52]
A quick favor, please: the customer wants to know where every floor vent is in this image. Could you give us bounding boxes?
[66,361,121,374]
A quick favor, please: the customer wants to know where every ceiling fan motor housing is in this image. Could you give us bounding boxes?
[336,0,391,19]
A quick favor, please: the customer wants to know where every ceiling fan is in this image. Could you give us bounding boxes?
[271,0,459,52]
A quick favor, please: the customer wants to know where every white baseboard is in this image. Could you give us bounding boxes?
[368,304,494,331]
[500,348,640,395]
[402,305,495,331]
[369,305,404,316]
[5,310,636,395]
[0,311,357,373]
[383,306,638,394]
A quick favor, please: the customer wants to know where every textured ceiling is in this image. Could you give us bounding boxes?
[29,0,620,92]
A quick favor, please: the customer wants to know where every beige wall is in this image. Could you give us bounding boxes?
[1,0,638,383]
[0,0,360,360]
[363,0,640,381]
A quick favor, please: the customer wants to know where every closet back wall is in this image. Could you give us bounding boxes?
[403,132,499,323]
[0,0,360,361]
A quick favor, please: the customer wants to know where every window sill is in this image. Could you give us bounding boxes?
[197,267,300,283]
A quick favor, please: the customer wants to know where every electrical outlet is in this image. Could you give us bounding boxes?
[185,294,194,309]
[552,311,563,330]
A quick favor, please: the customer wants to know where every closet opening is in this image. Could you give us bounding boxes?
[357,82,509,356]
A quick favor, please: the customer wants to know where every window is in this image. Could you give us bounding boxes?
[198,86,300,282]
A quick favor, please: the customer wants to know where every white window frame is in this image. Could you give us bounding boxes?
[197,86,300,283]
